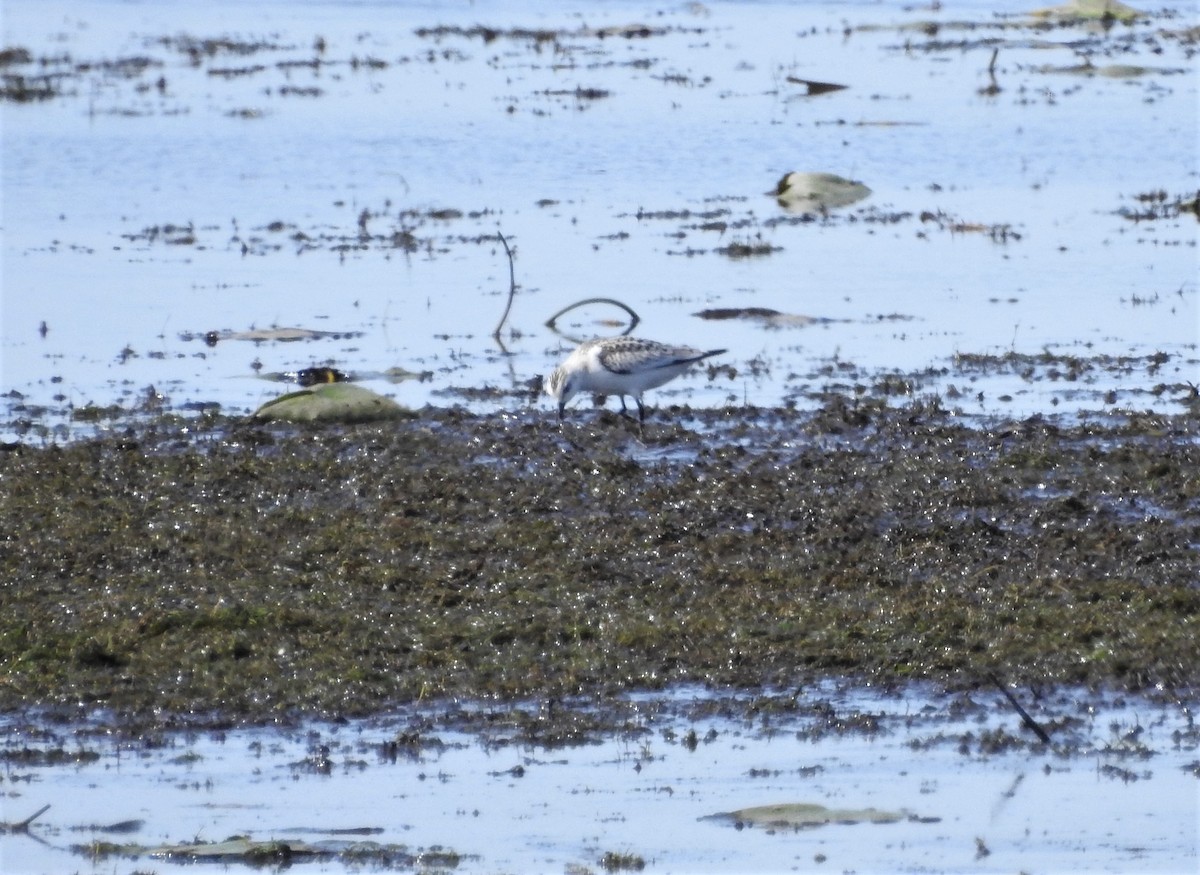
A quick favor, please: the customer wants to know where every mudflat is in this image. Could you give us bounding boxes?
[2,404,1196,731]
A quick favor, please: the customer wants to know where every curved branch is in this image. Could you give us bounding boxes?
[491,231,517,340]
[544,297,641,337]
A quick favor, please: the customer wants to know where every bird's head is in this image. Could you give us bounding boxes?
[770,171,797,197]
[545,365,575,419]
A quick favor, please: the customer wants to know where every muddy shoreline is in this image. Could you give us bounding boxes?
[1,403,1197,734]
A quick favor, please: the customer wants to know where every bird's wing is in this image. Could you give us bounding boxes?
[598,341,709,374]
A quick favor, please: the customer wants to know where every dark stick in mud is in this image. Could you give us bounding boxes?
[492,231,517,340]
[988,673,1051,744]
[3,803,50,834]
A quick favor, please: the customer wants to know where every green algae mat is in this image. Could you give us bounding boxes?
[1,406,1196,728]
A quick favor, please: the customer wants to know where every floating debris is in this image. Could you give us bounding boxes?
[1032,61,1183,77]
[1117,189,1200,222]
[540,85,611,101]
[187,326,365,345]
[0,747,100,766]
[704,802,922,830]
[152,837,316,863]
[223,327,363,343]
[379,366,435,383]
[0,47,33,66]
[412,23,694,44]
[785,76,848,96]
[600,849,647,870]
[918,210,1020,242]
[70,819,145,835]
[69,834,464,868]
[771,172,871,214]
[1,73,59,102]
[694,307,826,328]
[715,240,782,259]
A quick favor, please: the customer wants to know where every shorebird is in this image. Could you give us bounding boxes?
[770,171,871,213]
[545,337,726,424]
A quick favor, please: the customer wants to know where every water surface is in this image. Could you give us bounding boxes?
[2,0,1197,441]
[2,684,1197,873]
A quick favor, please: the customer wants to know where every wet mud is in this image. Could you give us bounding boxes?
[1,404,1196,734]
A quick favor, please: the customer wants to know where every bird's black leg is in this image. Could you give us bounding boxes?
[635,396,646,424]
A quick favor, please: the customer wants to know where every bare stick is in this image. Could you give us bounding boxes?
[544,297,641,335]
[491,231,517,340]
[7,804,51,833]
[988,673,1051,744]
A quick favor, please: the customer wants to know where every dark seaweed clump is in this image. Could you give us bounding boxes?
[0,404,1196,730]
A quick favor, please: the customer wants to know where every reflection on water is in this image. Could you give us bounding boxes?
[2,0,1197,441]
[1,684,1196,873]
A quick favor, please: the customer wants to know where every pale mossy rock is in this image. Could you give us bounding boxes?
[1034,59,1180,78]
[771,172,871,214]
[1029,0,1142,23]
[252,383,412,424]
[703,802,913,829]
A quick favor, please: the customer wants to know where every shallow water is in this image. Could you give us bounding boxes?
[2,0,1197,441]
[2,684,1197,873]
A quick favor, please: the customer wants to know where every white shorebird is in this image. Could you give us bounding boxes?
[545,337,727,424]
[770,171,871,213]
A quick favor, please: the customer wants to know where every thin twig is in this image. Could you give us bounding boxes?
[5,803,51,833]
[544,297,641,337]
[988,673,1051,744]
[491,231,517,340]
